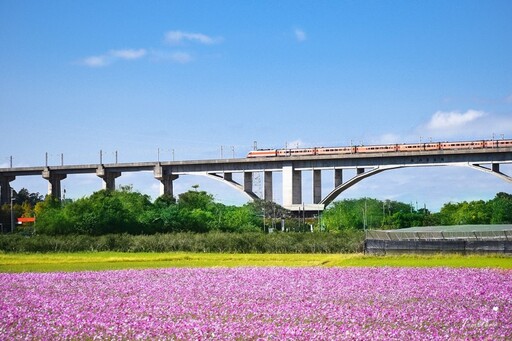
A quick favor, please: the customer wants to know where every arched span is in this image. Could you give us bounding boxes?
[467,164,512,183]
[203,172,260,201]
[320,166,403,207]
[320,163,512,208]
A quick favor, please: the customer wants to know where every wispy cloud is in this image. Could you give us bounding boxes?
[79,30,222,67]
[80,48,147,67]
[294,28,307,42]
[82,55,110,68]
[165,30,223,45]
[109,49,147,60]
[374,109,512,143]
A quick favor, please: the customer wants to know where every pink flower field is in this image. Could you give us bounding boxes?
[1,267,511,340]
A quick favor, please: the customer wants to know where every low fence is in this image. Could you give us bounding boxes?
[365,230,512,254]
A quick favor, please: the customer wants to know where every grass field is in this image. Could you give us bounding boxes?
[0,252,511,272]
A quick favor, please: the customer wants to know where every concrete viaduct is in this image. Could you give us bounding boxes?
[1,147,511,212]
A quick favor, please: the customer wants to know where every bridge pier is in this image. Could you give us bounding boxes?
[283,164,302,206]
[96,166,121,190]
[244,172,253,195]
[313,169,322,204]
[42,168,67,199]
[154,164,179,197]
[0,175,15,205]
[264,171,273,201]
[334,169,343,187]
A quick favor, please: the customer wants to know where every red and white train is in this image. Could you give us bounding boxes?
[247,139,512,158]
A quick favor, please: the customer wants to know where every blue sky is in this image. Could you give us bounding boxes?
[1,0,511,211]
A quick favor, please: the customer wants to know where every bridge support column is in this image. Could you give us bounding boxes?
[159,175,179,197]
[334,169,343,187]
[244,172,253,194]
[264,171,273,201]
[313,170,322,204]
[154,164,179,197]
[0,176,15,205]
[42,168,67,199]
[223,172,233,181]
[357,167,365,175]
[283,164,302,206]
[492,163,500,172]
[96,166,121,190]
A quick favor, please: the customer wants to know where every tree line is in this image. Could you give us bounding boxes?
[1,186,511,236]
[322,192,512,231]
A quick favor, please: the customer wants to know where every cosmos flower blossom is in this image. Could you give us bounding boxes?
[0,267,511,340]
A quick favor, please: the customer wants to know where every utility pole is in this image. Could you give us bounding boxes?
[10,187,14,233]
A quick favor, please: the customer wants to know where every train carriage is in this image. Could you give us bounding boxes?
[398,143,441,152]
[356,144,398,153]
[441,140,484,150]
[498,139,512,148]
[277,148,316,157]
[316,146,355,155]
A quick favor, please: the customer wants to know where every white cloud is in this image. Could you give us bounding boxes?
[409,109,512,140]
[426,110,485,130]
[294,28,307,42]
[165,30,223,45]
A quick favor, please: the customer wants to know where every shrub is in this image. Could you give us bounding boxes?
[0,231,364,254]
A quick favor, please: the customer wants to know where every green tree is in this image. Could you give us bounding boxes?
[14,188,44,207]
[490,192,512,223]
[178,188,215,211]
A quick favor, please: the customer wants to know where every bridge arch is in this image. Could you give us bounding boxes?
[204,172,259,201]
[320,166,402,207]
[319,163,512,208]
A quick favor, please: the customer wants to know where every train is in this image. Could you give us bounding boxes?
[246,139,512,158]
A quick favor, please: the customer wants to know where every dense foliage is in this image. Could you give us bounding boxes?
[322,192,512,231]
[1,186,511,238]
[30,187,264,235]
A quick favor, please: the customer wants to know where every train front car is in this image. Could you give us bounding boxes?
[247,149,277,158]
